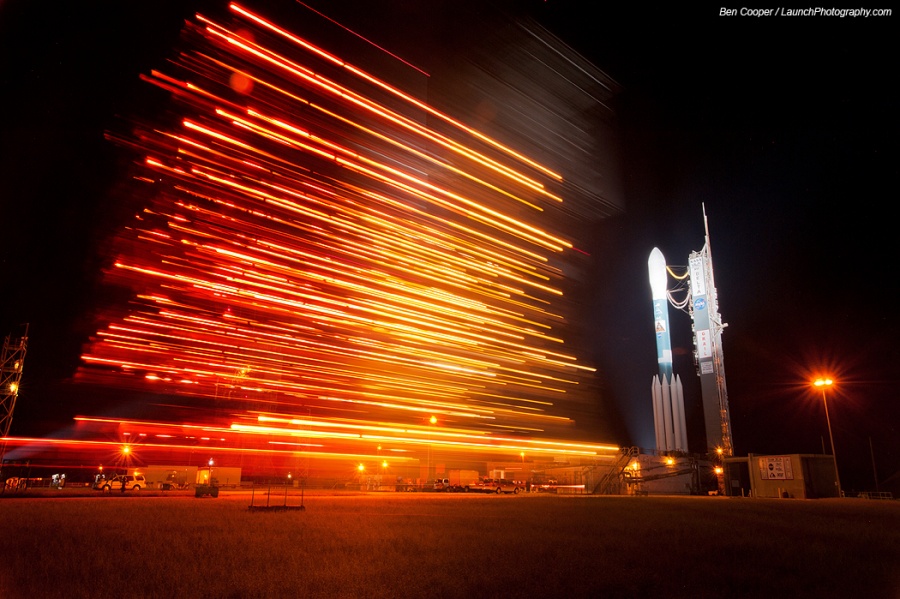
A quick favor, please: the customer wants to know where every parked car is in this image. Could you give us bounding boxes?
[495,479,523,494]
[97,474,146,492]
[474,478,506,493]
[484,478,525,493]
[475,478,496,493]
[535,478,558,493]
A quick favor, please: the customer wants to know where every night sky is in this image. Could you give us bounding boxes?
[1,2,895,491]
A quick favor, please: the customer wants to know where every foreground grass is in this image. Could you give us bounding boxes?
[0,492,898,598]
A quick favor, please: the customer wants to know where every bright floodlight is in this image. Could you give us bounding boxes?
[814,378,833,387]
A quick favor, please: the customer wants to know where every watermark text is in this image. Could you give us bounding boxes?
[719,7,892,17]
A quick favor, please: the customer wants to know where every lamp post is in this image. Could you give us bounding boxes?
[428,415,437,482]
[814,378,842,497]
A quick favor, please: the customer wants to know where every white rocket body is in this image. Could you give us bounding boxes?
[648,247,673,379]
[649,248,688,452]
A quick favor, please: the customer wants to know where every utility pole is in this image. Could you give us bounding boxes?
[869,436,879,493]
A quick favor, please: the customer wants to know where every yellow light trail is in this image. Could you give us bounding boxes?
[227,3,565,184]
[63,2,617,473]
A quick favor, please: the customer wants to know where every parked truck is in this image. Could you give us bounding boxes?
[442,469,482,492]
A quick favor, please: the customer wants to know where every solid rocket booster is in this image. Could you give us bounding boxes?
[648,247,673,381]
[651,374,688,451]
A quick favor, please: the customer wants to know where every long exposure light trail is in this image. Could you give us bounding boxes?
[0,435,417,465]
[227,3,564,184]
[204,11,562,198]
[58,2,620,474]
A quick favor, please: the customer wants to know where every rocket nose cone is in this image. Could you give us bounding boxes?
[648,247,667,298]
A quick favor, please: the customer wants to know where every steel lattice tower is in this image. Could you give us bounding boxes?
[0,324,28,469]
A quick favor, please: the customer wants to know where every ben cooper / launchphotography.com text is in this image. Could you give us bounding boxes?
[719,7,892,17]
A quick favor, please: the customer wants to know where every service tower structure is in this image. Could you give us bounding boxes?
[689,207,733,456]
[648,248,688,452]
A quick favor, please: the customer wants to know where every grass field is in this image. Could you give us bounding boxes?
[1,490,898,598]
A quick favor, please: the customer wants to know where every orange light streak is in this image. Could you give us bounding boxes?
[68,4,613,474]
[201,17,558,198]
[229,4,563,182]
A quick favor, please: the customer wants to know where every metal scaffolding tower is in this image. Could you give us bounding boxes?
[1,324,28,469]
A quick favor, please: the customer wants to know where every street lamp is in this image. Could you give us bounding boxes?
[428,415,437,481]
[814,378,842,497]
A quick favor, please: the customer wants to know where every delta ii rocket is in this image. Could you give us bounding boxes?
[648,247,688,452]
